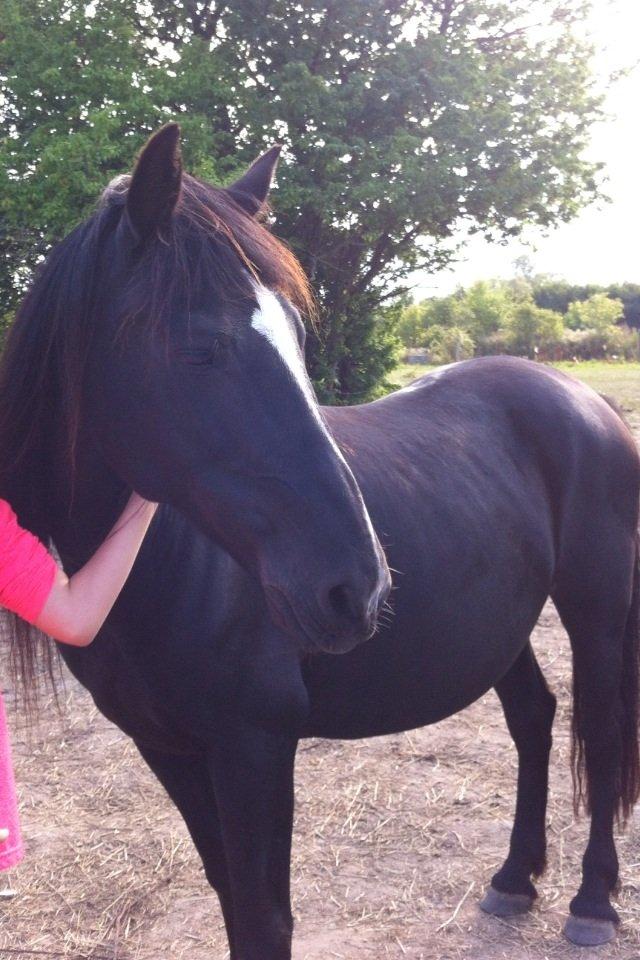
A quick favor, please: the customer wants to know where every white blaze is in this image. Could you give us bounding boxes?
[251,287,315,404]
[250,286,381,556]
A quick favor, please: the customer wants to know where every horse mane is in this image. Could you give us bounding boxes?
[0,169,313,706]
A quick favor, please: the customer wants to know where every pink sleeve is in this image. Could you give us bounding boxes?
[0,499,58,625]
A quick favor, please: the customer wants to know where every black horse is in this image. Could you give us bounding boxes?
[2,125,639,958]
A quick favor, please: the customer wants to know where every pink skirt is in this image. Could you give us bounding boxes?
[0,692,23,871]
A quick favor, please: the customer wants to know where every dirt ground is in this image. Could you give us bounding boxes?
[1,393,639,960]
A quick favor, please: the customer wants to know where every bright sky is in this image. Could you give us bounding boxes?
[412,0,640,299]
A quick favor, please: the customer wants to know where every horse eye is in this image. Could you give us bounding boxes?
[180,336,229,367]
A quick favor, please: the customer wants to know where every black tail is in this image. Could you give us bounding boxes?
[571,533,640,823]
[618,534,640,820]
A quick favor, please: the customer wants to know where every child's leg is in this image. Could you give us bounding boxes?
[0,692,23,874]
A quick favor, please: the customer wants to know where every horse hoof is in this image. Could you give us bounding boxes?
[479,885,534,917]
[563,916,617,946]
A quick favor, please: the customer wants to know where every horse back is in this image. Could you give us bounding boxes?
[326,356,639,542]
[303,357,639,738]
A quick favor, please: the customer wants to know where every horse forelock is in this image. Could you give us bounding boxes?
[101,173,132,204]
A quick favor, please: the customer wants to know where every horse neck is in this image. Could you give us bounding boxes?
[45,424,130,572]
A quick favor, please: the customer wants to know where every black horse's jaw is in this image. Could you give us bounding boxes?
[262,583,382,654]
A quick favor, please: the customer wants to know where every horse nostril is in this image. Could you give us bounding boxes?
[326,583,358,623]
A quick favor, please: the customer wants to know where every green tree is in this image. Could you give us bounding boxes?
[531,278,640,329]
[424,294,474,330]
[606,283,640,329]
[531,277,596,315]
[424,324,475,364]
[396,302,428,348]
[506,302,564,358]
[0,0,157,310]
[565,293,624,331]
[2,0,604,400]
[513,254,536,281]
[459,280,513,338]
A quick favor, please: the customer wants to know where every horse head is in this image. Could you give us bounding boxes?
[75,124,389,653]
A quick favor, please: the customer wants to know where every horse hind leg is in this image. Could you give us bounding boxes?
[552,531,640,947]
[480,642,556,918]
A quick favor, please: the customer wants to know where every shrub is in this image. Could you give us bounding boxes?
[559,325,640,361]
[504,303,564,359]
[396,284,639,365]
[475,330,516,357]
[424,325,475,364]
[565,293,624,332]
[396,303,429,349]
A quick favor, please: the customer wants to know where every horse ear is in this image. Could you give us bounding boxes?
[126,123,183,241]
[225,145,282,216]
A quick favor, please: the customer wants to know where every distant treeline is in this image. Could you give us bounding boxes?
[398,278,640,364]
[532,281,640,328]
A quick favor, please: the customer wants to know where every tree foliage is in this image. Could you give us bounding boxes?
[505,302,564,358]
[533,279,640,328]
[456,281,513,338]
[424,324,475,364]
[2,0,604,399]
[396,276,639,363]
[565,292,624,332]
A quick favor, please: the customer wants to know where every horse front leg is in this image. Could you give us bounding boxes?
[135,743,239,957]
[208,724,297,960]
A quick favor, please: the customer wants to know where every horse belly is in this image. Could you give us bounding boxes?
[302,487,554,739]
[302,606,544,739]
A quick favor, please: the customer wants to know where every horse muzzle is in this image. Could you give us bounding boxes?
[264,567,391,654]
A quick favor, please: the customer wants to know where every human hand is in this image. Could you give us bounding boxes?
[127,492,159,512]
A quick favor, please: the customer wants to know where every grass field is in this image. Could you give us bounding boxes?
[392,359,640,430]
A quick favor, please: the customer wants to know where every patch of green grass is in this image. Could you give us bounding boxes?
[555,361,640,430]
[390,360,640,426]
[553,361,640,405]
[391,362,436,389]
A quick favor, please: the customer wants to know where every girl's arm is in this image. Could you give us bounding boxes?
[34,493,157,647]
